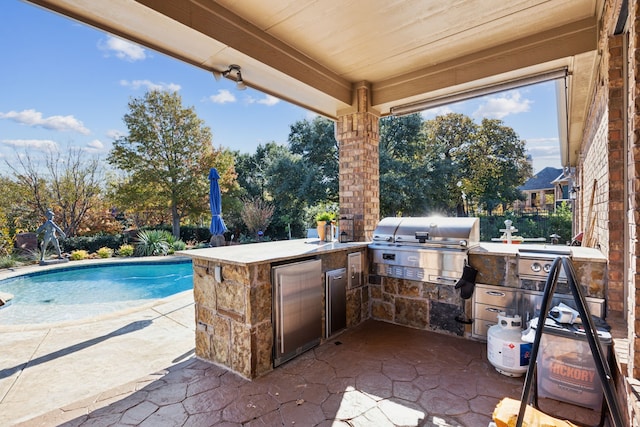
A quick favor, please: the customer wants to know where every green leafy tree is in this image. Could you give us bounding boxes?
[234,142,312,238]
[462,118,532,214]
[423,113,478,216]
[235,142,290,200]
[264,151,312,237]
[107,90,216,238]
[379,114,430,216]
[288,116,339,203]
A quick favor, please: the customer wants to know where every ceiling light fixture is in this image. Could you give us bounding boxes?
[213,64,247,90]
[390,68,568,116]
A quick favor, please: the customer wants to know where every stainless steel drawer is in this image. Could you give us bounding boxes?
[474,284,518,307]
[473,318,498,339]
[474,303,508,322]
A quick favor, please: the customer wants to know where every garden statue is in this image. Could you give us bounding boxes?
[37,209,67,263]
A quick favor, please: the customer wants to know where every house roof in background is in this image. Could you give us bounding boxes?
[519,167,563,191]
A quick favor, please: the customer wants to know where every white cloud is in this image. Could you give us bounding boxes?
[247,94,280,106]
[2,138,58,151]
[98,36,147,61]
[525,137,560,157]
[525,137,562,172]
[0,109,90,134]
[209,89,236,104]
[421,105,454,119]
[106,129,124,140]
[86,139,105,151]
[119,79,181,92]
[473,90,531,119]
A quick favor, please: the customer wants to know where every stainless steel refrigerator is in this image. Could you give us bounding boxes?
[272,259,322,367]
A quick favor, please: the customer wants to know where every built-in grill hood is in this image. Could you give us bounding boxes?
[369,217,480,285]
[371,216,480,249]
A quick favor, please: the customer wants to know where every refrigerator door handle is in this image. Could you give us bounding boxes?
[278,282,285,354]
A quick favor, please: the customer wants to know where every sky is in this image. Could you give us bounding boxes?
[0,0,562,175]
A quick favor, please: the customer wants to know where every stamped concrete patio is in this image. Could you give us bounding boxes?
[9,315,533,427]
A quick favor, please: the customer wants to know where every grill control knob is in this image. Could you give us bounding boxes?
[459,240,467,247]
[543,264,551,273]
[531,262,542,273]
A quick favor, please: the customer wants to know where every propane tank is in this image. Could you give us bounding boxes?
[487,312,531,377]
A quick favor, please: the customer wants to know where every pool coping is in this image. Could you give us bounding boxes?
[0,255,194,332]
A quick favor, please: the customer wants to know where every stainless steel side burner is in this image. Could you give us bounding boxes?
[518,248,572,284]
[369,217,479,285]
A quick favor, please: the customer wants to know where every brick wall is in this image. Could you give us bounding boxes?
[580,0,639,424]
[579,109,609,253]
[629,0,640,384]
[608,33,627,318]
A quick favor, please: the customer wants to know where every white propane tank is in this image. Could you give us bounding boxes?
[487,312,531,377]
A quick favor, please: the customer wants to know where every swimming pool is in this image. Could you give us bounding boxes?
[0,258,193,325]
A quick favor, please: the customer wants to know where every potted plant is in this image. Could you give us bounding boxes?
[315,212,336,240]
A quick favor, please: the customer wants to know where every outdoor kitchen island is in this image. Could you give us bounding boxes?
[368,240,607,340]
[180,239,369,379]
[182,237,607,379]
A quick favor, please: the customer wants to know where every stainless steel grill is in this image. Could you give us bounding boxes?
[369,217,479,285]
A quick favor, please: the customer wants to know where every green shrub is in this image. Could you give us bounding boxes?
[0,255,17,268]
[96,247,113,258]
[117,244,135,257]
[135,229,171,256]
[171,240,187,252]
[63,234,126,253]
[179,225,211,244]
[70,249,89,260]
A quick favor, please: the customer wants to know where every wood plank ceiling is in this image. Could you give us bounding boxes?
[26,0,603,166]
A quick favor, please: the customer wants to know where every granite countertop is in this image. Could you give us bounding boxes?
[178,239,369,266]
[470,242,606,262]
[180,239,605,266]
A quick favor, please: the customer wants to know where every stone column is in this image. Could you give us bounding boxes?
[336,82,380,242]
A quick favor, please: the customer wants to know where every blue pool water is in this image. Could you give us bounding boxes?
[0,259,193,325]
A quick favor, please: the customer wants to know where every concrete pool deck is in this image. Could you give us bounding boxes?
[0,257,196,426]
[1,289,195,426]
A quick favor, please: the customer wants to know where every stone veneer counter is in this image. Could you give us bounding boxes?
[178,239,369,379]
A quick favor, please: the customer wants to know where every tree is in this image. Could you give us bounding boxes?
[263,150,312,237]
[5,148,102,237]
[288,116,339,203]
[422,114,531,216]
[423,113,478,216]
[462,118,532,214]
[107,90,217,238]
[379,114,430,217]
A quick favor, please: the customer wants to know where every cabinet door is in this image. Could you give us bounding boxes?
[326,268,347,337]
[273,259,322,362]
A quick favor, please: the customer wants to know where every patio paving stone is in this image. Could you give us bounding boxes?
[4,287,606,426]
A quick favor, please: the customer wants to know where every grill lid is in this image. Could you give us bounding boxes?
[372,216,480,248]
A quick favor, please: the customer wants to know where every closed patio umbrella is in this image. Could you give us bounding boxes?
[209,168,227,244]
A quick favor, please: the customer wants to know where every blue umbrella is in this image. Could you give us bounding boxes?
[209,168,227,236]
